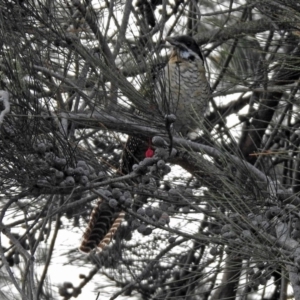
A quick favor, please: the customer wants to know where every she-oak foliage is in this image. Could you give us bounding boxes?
[1,0,300,299]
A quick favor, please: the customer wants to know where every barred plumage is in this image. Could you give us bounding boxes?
[79,200,124,253]
[157,35,211,135]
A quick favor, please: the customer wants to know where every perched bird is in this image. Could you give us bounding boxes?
[79,35,210,254]
[120,36,211,173]
[156,35,211,136]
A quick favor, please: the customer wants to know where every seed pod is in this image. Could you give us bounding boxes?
[103,190,112,197]
[36,143,46,154]
[157,160,166,169]
[45,152,56,165]
[150,165,158,174]
[142,175,150,184]
[259,276,267,285]
[80,175,89,185]
[83,169,90,176]
[222,231,237,239]
[142,157,156,166]
[256,262,265,270]
[142,227,152,236]
[241,230,252,240]
[221,224,232,233]
[119,195,126,204]
[74,167,84,176]
[54,158,67,169]
[145,206,153,217]
[162,165,171,175]
[154,148,169,160]
[58,286,70,297]
[125,198,132,207]
[158,218,166,226]
[137,208,145,216]
[265,207,281,220]
[109,199,118,208]
[153,208,163,220]
[88,173,97,180]
[181,206,190,214]
[65,176,75,186]
[65,167,74,176]
[138,224,147,233]
[131,219,141,229]
[77,160,88,170]
[159,212,170,224]
[168,236,176,243]
[134,164,147,174]
[123,190,132,199]
[165,114,176,123]
[169,148,177,158]
[112,188,122,199]
[88,165,95,174]
[152,136,167,147]
[210,247,219,256]
[98,171,106,179]
[55,170,64,179]
[185,188,193,196]
[59,180,66,187]
[248,268,255,276]
[63,282,73,289]
[250,280,259,290]
[169,188,178,195]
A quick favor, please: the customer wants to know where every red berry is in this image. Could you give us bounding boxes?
[145,147,154,158]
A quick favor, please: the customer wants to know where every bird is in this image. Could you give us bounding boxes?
[79,35,211,254]
[156,35,211,136]
[120,35,211,172]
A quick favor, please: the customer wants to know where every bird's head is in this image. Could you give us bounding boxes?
[166,35,204,63]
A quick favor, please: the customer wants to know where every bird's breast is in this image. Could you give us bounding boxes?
[162,60,210,134]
